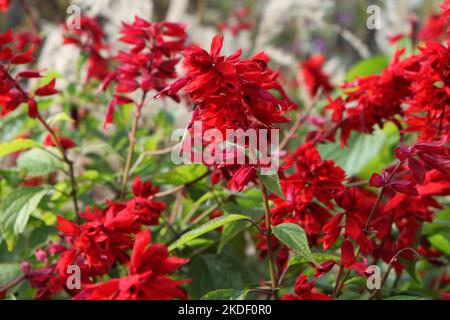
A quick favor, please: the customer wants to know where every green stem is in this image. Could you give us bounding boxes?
[259,180,278,296]
[119,91,147,200]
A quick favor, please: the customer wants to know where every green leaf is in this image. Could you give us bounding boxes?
[218,202,262,253]
[288,252,340,266]
[0,262,21,285]
[344,276,367,287]
[337,290,366,300]
[399,256,420,283]
[17,147,64,176]
[272,223,316,264]
[218,221,250,254]
[168,214,250,251]
[345,55,389,82]
[187,254,248,299]
[0,186,48,251]
[0,139,40,158]
[317,128,387,177]
[201,289,248,300]
[358,123,399,179]
[47,112,73,126]
[428,234,450,255]
[154,164,208,185]
[258,172,285,199]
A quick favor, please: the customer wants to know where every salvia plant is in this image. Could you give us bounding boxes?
[0,0,449,301]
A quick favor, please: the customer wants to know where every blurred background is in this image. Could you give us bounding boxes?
[0,1,443,57]
[0,0,446,127]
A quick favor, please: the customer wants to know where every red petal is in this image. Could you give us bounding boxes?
[390,180,419,196]
[341,239,356,268]
[11,47,34,64]
[35,78,58,96]
[408,157,426,185]
[103,95,134,129]
[210,34,224,57]
[27,99,38,118]
[345,218,361,240]
[414,136,447,154]
[369,173,384,187]
[56,216,80,236]
[0,30,13,45]
[17,70,42,79]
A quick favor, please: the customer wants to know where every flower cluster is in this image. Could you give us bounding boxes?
[103,16,187,127]
[74,229,189,300]
[256,143,345,268]
[319,48,414,146]
[63,16,110,83]
[318,3,450,146]
[299,55,334,99]
[282,274,330,300]
[159,34,294,190]
[19,177,186,300]
[0,30,58,118]
[2,2,450,302]
[55,177,164,279]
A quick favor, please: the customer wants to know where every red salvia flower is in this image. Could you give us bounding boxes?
[54,177,165,283]
[73,229,189,300]
[63,16,110,83]
[102,16,187,127]
[300,55,334,98]
[0,31,58,118]
[282,274,331,300]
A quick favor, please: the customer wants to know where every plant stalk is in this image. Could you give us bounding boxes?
[259,180,278,296]
[120,92,147,199]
